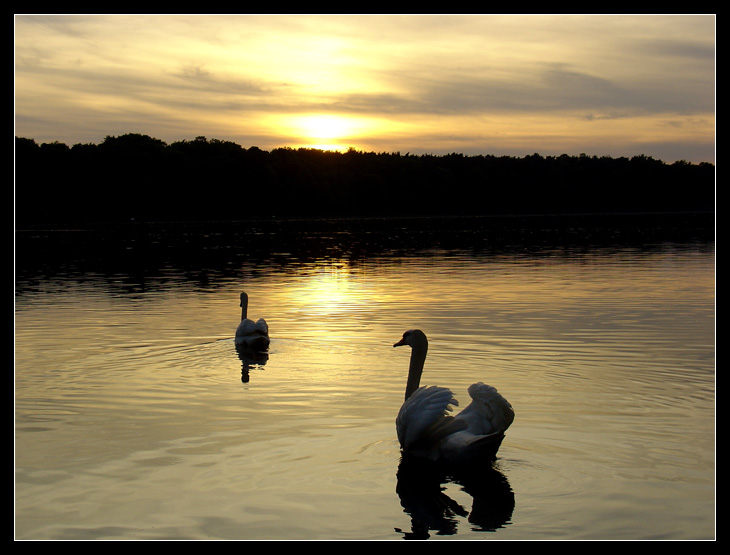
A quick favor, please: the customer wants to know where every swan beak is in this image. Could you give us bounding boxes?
[393,338,406,348]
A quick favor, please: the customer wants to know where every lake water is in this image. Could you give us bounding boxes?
[14,215,715,540]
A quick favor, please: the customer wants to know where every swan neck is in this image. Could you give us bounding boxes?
[240,293,248,320]
[405,342,427,400]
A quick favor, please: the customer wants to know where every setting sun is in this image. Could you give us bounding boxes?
[284,114,364,151]
[281,114,401,152]
[297,115,351,140]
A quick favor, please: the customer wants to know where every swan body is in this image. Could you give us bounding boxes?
[394,329,514,463]
[234,292,270,352]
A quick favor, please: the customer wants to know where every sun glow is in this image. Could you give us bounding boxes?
[298,115,352,140]
[281,114,375,152]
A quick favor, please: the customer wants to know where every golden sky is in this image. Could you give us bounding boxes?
[14,14,715,163]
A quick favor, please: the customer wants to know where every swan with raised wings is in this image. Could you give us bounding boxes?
[234,292,270,352]
[393,329,514,463]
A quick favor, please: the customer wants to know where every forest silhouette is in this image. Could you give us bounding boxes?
[15,133,714,225]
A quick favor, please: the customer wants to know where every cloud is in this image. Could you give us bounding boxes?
[14,14,715,162]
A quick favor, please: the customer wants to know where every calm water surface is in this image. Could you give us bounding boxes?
[15,216,715,540]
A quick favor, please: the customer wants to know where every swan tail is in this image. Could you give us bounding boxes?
[235,334,270,351]
[469,431,507,461]
[440,430,507,463]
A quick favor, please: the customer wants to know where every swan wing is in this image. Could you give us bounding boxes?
[235,318,270,353]
[455,382,514,436]
[396,385,467,458]
[255,318,269,335]
[235,318,256,337]
[236,318,269,337]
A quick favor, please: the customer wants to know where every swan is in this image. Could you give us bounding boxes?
[393,329,514,463]
[234,292,270,352]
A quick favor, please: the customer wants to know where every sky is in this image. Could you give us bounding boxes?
[14,14,716,163]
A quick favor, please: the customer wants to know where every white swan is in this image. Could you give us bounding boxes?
[393,329,514,463]
[234,292,270,352]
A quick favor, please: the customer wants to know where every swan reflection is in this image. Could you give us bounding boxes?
[235,343,269,383]
[395,455,514,539]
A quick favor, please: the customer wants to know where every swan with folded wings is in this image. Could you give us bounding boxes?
[234,292,269,352]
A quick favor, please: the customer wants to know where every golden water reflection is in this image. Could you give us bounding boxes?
[287,259,369,316]
[14,241,715,539]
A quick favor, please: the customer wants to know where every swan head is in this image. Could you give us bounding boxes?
[393,329,428,348]
[240,292,248,307]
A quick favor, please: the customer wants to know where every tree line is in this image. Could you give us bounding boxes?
[15,133,715,225]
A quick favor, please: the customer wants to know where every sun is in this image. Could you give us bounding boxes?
[270,112,384,152]
[297,115,351,140]
[280,114,366,152]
